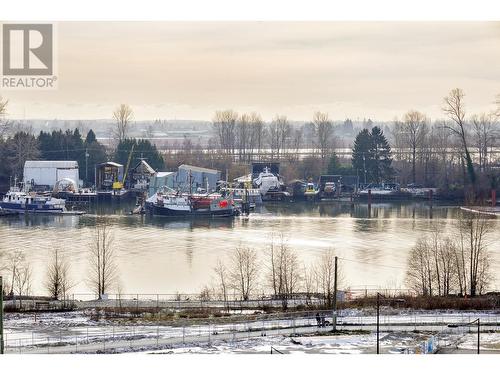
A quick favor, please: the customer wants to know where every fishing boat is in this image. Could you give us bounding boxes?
[0,187,81,215]
[145,187,238,217]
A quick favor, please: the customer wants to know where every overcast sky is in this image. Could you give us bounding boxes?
[4,21,500,121]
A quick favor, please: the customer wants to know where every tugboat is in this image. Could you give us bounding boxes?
[145,186,238,218]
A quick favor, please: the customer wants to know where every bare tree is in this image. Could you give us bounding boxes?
[248,112,265,154]
[5,250,25,296]
[288,126,303,162]
[471,113,497,172]
[213,259,230,311]
[402,110,428,183]
[229,246,258,301]
[430,121,456,190]
[406,215,493,298]
[314,249,340,308]
[6,251,32,308]
[443,88,476,188]
[313,112,334,164]
[113,104,134,142]
[406,237,434,296]
[268,115,291,159]
[212,110,237,154]
[45,248,73,301]
[0,96,11,138]
[390,120,407,163]
[456,211,493,296]
[302,263,316,305]
[266,234,301,310]
[236,113,251,161]
[88,218,117,298]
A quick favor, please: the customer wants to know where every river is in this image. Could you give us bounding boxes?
[0,201,498,296]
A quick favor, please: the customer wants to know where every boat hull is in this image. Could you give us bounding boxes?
[146,202,236,218]
[0,202,65,214]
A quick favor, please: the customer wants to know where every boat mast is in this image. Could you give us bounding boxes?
[188,169,192,195]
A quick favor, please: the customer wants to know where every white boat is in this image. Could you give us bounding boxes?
[252,167,290,201]
[1,188,67,214]
[358,183,404,197]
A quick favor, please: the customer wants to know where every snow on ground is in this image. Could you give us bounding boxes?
[148,332,433,354]
[3,308,500,354]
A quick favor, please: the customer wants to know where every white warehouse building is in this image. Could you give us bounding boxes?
[23,160,80,188]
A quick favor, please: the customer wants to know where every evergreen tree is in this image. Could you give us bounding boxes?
[351,127,393,183]
[85,129,97,144]
[84,129,107,185]
[369,126,393,183]
[326,153,354,175]
[352,129,372,183]
[114,138,164,173]
[36,129,107,185]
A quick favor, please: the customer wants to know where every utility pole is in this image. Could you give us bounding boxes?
[376,292,380,354]
[477,318,480,354]
[363,154,367,184]
[85,148,89,185]
[333,256,338,331]
[1,276,4,354]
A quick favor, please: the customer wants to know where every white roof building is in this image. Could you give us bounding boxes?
[24,160,80,188]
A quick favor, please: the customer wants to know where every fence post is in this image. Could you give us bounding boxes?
[182,325,185,345]
[156,326,159,348]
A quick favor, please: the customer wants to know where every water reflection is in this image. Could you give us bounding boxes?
[0,201,497,295]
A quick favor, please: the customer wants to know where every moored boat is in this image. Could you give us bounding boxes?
[146,187,238,217]
[1,189,64,214]
[0,183,85,215]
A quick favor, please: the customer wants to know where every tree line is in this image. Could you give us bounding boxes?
[0,217,118,304]
[164,88,499,195]
[2,89,499,195]
[203,234,342,310]
[0,100,165,189]
[405,211,494,297]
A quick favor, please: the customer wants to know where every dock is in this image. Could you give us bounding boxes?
[460,206,500,216]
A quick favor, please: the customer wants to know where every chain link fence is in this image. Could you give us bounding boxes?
[4,309,499,354]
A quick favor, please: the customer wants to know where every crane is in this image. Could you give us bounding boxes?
[113,143,135,190]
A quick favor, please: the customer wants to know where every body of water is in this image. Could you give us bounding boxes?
[0,202,498,296]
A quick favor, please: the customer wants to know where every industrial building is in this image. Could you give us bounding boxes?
[148,171,176,196]
[176,164,220,193]
[129,160,156,191]
[95,162,124,191]
[23,160,80,189]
